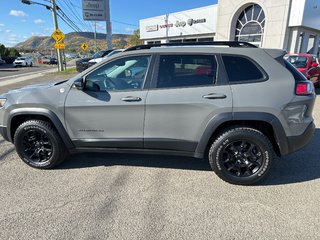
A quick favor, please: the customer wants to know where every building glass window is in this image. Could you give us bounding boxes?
[235,4,265,47]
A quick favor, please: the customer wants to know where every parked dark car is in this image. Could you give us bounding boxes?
[49,58,58,65]
[0,59,6,65]
[76,49,114,72]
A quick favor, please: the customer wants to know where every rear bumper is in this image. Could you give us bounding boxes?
[286,122,315,154]
[0,125,9,142]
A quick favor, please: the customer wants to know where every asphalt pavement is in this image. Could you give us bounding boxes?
[0,63,57,78]
[0,73,320,239]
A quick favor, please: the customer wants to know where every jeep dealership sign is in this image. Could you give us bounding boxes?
[140,5,217,39]
[82,0,107,21]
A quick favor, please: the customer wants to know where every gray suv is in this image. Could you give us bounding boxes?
[0,42,316,185]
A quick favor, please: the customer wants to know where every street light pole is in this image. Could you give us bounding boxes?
[50,0,64,71]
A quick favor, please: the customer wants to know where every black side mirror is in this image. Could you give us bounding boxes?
[73,77,84,90]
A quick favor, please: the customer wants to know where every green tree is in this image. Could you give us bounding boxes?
[8,48,20,57]
[0,44,5,57]
[127,29,143,47]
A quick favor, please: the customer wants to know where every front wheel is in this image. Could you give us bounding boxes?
[14,120,67,169]
[208,127,274,185]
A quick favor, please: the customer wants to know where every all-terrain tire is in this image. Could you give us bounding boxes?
[14,120,67,169]
[208,127,274,185]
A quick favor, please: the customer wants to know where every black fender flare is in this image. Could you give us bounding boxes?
[194,112,288,158]
[7,108,74,149]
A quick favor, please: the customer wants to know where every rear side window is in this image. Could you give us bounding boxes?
[157,55,217,88]
[222,55,265,83]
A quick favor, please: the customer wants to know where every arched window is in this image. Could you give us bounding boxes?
[235,4,265,46]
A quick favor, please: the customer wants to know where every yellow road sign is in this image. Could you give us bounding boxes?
[51,29,65,43]
[81,42,89,51]
[54,43,66,49]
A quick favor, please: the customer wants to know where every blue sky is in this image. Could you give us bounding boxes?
[0,0,217,47]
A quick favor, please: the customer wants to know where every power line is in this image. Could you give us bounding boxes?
[67,1,138,28]
[58,0,92,32]
[112,20,138,27]
[56,11,80,32]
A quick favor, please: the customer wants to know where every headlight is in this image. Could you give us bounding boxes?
[0,98,7,108]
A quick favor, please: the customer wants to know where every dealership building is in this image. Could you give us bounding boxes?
[139,0,320,55]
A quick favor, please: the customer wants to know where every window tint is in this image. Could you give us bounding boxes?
[157,55,217,88]
[222,55,264,82]
[85,56,150,92]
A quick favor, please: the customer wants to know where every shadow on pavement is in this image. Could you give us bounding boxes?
[0,69,19,72]
[60,153,211,172]
[58,129,320,185]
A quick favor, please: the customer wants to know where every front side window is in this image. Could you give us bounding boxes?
[157,55,217,88]
[84,55,150,92]
[222,55,265,82]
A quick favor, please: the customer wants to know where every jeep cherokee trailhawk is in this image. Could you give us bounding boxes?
[0,42,316,185]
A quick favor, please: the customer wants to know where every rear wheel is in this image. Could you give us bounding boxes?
[208,127,274,185]
[14,120,67,169]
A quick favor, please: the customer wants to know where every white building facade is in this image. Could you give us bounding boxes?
[139,0,320,55]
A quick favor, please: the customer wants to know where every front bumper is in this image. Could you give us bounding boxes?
[0,125,9,142]
[286,122,315,154]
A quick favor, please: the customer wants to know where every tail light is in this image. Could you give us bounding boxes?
[295,82,314,95]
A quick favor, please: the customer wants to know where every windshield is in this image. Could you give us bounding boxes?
[92,51,106,59]
[286,56,308,68]
[17,57,26,60]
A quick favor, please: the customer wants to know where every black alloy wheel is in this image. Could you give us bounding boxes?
[14,120,67,169]
[220,140,263,177]
[209,127,274,185]
[21,129,53,164]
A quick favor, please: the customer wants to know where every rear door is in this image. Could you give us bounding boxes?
[144,54,233,152]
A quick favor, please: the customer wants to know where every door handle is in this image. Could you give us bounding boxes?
[121,96,142,102]
[202,93,227,99]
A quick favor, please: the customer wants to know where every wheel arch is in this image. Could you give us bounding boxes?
[195,112,288,158]
[7,108,74,149]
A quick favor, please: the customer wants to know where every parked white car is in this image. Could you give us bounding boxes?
[88,49,125,67]
[13,56,34,67]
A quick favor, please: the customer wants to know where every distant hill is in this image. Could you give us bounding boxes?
[15,32,131,51]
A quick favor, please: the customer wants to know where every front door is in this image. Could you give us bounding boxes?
[64,55,152,148]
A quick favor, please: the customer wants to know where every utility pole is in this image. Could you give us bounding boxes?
[105,0,112,50]
[51,0,64,71]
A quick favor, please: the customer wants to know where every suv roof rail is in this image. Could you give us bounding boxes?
[125,41,257,51]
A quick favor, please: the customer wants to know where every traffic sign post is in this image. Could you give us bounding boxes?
[51,29,65,43]
[50,0,64,71]
[81,43,89,51]
[54,43,66,49]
